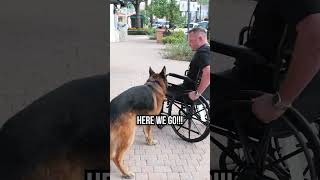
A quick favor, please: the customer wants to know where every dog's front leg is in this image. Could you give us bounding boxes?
[143,125,157,145]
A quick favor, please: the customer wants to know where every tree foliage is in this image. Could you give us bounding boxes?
[198,0,209,5]
[147,0,185,27]
[150,0,168,19]
[167,0,186,27]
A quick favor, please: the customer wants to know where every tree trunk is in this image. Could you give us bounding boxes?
[149,0,153,26]
[168,0,173,23]
[150,14,153,26]
[134,1,141,28]
[145,0,152,26]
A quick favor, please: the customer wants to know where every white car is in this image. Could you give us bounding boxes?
[182,23,199,34]
[184,22,199,29]
[152,20,170,28]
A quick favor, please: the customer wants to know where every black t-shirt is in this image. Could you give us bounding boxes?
[234,0,320,92]
[184,44,211,89]
[244,0,320,60]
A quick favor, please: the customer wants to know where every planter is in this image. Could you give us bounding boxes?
[156,29,166,43]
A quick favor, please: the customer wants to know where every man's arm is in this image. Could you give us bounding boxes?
[279,14,320,105]
[252,13,320,123]
[188,65,210,101]
[197,65,210,94]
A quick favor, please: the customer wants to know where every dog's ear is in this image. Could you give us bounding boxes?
[160,66,166,78]
[149,67,155,76]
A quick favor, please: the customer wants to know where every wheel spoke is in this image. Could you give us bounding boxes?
[190,118,202,135]
[176,118,188,131]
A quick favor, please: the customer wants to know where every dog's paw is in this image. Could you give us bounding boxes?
[122,172,135,179]
[147,139,158,145]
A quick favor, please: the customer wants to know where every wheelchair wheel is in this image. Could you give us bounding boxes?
[219,137,292,180]
[216,107,320,180]
[219,139,246,172]
[168,96,210,142]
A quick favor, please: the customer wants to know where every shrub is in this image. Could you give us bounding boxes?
[162,39,193,61]
[128,27,147,35]
[149,36,156,40]
[128,30,147,35]
[128,27,146,31]
[146,27,156,35]
[162,31,186,44]
[146,27,156,40]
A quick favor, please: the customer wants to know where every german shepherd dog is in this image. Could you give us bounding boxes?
[0,75,109,180]
[110,66,167,178]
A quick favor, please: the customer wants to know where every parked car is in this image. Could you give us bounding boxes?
[184,22,199,29]
[182,23,199,34]
[152,20,169,28]
[197,21,208,29]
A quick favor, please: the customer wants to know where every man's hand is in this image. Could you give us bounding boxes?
[251,93,286,123]
[188,91,200,101]
[252,14,320,124]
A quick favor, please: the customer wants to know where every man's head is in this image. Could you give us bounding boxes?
[188,28,208,51]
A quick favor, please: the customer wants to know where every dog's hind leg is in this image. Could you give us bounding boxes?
[143,125,157,145]
[112,119,136,179]
[113,147,134,179]
[113,137,135,179]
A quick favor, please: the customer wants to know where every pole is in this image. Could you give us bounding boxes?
[187,0,190,33]
[199,3,201,21]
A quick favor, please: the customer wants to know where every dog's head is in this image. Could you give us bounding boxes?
[147,66,168,92]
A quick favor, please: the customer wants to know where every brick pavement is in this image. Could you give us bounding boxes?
[110,126,210,180]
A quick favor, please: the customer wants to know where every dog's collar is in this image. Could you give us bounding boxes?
[146,80,162,86]
[146,80,166,98]
[146,79,166,97]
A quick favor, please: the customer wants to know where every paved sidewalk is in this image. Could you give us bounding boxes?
[110,36,210,180]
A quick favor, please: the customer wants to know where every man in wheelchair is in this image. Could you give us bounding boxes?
[211,0,320,179]
[167,27,211,103]
[161,27,211,142]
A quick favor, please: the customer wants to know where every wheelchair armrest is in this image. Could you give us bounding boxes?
[167,73,195,84]
[238,26,251,45]
[210,40,269,66]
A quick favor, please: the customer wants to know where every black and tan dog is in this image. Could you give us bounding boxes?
[110,66,167,178]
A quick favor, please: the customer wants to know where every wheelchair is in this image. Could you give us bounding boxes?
[159,70,211,143]
[210,22,320,179]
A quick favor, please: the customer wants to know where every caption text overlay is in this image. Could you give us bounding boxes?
[136,115,185,125]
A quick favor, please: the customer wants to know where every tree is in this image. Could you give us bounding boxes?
[167,0,185,27]
[145,0,154,25]
[147,0,185,27]
[151,0,168,19]
[198,0,209,5]
[132,0,145,28]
